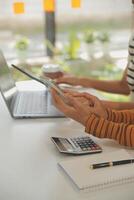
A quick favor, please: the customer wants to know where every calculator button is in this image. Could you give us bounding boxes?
[86,147,91,150]
[91,146,95,149]
[69,136,102,153]
[82,148,87,151]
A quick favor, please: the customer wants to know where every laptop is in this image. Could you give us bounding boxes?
[0,52,64,118]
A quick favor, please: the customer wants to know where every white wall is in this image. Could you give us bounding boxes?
[57,0,132,21]
[0,0,132,17]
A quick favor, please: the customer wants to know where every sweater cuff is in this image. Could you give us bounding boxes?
[106,108,113,121]
[85,113,99,134]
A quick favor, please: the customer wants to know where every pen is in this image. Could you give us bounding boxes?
[90,159,134,169]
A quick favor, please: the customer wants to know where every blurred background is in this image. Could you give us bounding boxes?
[0,0,133,101]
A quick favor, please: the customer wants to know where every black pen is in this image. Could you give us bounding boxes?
[90,159,134,170]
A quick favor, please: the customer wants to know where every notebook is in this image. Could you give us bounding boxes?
[59,149,134,191]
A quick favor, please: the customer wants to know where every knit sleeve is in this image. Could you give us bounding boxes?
[85,113,134,147]
[106,108,134,124]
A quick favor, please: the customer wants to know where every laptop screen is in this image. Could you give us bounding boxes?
[0,51,17,113]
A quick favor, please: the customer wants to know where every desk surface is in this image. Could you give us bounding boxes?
[0,81,134,200]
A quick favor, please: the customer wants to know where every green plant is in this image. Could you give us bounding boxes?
[64,32,80,60]
[84,29,96,44]
[44,39,62,56]
[97,32,110,43]
[15,36,29,51]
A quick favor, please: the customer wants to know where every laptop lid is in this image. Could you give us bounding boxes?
[0,51,17,115]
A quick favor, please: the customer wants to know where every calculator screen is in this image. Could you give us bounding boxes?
[52,137,66,151]
[52,137,74,151]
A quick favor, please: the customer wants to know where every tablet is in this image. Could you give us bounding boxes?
[11,64,68,103]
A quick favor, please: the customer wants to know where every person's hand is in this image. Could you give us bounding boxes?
[63,89,94,106]
[51,90,108,126]
[51,89,92,126]
[68,92,108,119]
[56,75,82,86]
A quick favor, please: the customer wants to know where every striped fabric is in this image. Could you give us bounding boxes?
[84,33,134,147]
[85,109,134,147]
[127,32,134,93]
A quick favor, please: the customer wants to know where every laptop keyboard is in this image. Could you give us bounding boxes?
[14,91,48,115]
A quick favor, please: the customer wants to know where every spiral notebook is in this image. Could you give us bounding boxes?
[59,149,134,191]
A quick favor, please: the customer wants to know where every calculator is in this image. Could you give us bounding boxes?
[51,136,102,155]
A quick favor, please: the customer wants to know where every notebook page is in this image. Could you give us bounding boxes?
[59,149,134,190]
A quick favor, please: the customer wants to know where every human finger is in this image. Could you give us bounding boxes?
[65,94,89,113]
[62,89,81,97]
[69,92,94,106]
[51,89,75,113]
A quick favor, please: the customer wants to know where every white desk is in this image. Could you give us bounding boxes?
[0,81,134,200]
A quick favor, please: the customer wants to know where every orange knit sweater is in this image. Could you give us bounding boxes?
[85,109,134,147]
